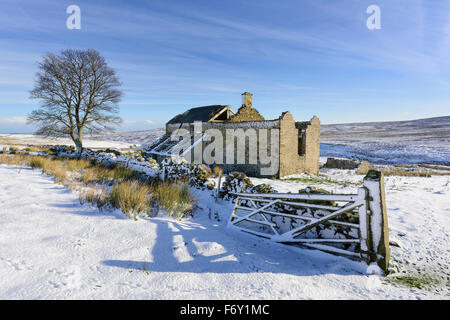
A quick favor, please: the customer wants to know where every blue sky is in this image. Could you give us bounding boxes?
[0,0,449,133]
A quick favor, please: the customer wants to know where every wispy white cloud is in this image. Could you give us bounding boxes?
[0,116,28,124]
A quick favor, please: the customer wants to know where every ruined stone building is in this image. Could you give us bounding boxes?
[146,92,320,178]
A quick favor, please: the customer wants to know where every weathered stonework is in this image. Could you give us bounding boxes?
[228,105,265,122]
[279,112,320,177]
[228,92,265,122]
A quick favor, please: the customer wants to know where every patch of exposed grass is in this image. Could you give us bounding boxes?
[53,166,68,185]
[28,156,48,170]
[79,186,108,210]
[0,153,24,166]
[386,275,441,290]
[110,165,138,181]
[80,167,99,184]
[213,166,223,178]
[23,146,42,153]
[8,147,19,154]
[63,158,92,171]
[79,165,137,184]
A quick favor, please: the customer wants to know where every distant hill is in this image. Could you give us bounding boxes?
[321,116,450,147]
[321,116,450,165]
[97,116,450,147]
[90,129,166,146]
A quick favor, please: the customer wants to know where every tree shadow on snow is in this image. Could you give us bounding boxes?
[102,218,366,276]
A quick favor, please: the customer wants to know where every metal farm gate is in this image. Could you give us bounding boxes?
[228,170,390,273]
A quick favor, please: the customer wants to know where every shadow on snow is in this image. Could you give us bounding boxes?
[102,217,366,276]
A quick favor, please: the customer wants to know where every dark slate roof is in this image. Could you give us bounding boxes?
[295,121,311,129]
[167,105,228,124]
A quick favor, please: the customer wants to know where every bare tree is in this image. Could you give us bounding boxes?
[28,49,123,153]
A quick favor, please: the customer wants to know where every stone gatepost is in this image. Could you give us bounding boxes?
[363,170,390,274]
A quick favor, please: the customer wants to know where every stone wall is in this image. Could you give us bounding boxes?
[279,112,320,177]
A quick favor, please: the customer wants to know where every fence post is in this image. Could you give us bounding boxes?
[160,166,166,182]
[357,186,372,264]
[363,170,390,274]
[216,170,222,201]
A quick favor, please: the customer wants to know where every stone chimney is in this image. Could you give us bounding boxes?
[241,92,253,108]
[229,92,264,122]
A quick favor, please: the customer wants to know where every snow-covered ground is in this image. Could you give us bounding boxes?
[90,129,165,146]
[1,164,448,299]
[0,134,134,151]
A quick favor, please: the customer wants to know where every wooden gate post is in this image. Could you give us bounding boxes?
[160,166,166,182]
[363,170,390,274]
[357,186,372,264]
[216,170,222,201]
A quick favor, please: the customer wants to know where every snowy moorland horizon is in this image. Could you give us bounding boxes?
[2,115,449,165]
[96,115,450,166]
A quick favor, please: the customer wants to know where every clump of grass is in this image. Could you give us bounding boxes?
[151,182,194,219]
[63,158,92,172]
[53,166,68,185]
[81,167,99,184]
[68,181,81,193]
[28,156,48,169]
[40,159,62,176]
[356,161,371,175]
[23,146,41,153]
[109,180,151,219]
[79,186,108,210]
[213,166,223,177]
[0,153,24,166]
[8,146,19,154]
[114,166,138,180]
[25,156,69,184]
[79,165,137,185]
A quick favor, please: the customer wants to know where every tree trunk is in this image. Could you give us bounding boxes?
[74,138,83,157]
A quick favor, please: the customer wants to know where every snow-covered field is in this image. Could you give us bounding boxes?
[90,129,166,146]
[321,116,450,165]
[1,164,448,299]
[0,134,133,151]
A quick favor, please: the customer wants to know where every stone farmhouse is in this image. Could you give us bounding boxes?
[146,92,320,178]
